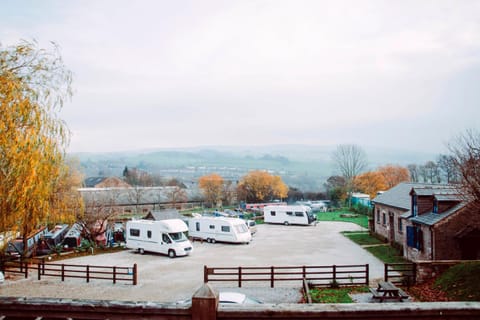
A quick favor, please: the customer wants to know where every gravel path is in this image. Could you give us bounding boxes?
[0,222,384,303]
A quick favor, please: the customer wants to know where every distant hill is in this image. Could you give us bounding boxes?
[72,145,437,191]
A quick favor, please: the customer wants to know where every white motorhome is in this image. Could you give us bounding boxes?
[263,205,317,226]
[126,219,193,258]
[188,216,252,244]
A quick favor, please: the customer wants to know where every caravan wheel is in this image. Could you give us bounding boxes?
[207,238,211,243]
[139,248,145,255]
[284,221,289,226]
[211,238,216,244]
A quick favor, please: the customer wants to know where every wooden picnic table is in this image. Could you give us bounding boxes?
[369,281,409,302]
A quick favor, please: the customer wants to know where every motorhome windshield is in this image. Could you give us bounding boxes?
[169,232,187,242]
[234,224,249,234]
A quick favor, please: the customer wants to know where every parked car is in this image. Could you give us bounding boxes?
[219,292,262,304]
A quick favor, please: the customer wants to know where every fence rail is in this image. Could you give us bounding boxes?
[204,264,369,288]
[384,263,416,286]
[1,258,137,285]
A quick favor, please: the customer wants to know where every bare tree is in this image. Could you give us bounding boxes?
[448,129,480,210]
[332,144,367,206]
[166,186,187,209]
[437,154,460,183]
[407,164,419,183]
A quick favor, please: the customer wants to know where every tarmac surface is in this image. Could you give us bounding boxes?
[0,222,385,303]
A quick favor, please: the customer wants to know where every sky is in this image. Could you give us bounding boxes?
[1,1,480,154]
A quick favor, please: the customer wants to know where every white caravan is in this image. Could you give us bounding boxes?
[263,205,317,226]
[126,219,193,258]
[188,216,252,244]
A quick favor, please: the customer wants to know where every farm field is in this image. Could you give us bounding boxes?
[0,222,385,303]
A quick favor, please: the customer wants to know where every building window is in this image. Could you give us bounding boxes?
[433,199,438,214]
[382,212,386,225]
[406,225,423,250]
[398,218,403,234]
[376,210,380,223]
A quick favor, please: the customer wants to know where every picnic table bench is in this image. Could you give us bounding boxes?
[370,281,409,302]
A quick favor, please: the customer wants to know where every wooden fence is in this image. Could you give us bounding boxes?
[204,264,369,288]
[384,263,416,286]
[1,258,137,285]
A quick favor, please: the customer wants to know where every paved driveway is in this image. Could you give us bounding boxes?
[0,222,385,303]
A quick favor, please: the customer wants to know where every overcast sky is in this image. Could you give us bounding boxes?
[2,1,480,154]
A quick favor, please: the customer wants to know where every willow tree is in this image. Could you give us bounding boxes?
[0,40,78,255]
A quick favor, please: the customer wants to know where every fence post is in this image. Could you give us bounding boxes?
[333,265,336,284]
[191,283,218,320]
[37,262,41,280]
[204,265,208,283]
[24,262,28,279]
[113,266,116,284]
[384,264,388,282]
[238,267,242,288]
[133,263,137,285]
[42,258,45,275]
[86,265,89,283]
[365,264,369,286]
[270,266,274,288]
[303,266,306,280]
[61,264,65,282]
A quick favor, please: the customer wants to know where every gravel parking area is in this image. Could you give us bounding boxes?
[0,222,385,303]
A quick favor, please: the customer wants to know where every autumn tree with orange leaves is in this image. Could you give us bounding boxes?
[1,41,82,255]
[354,165,410,198]
[237,170,289,203]
[198,173,224,207]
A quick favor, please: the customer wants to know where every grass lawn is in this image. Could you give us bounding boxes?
[365,245,407,264]
[316,210,369,228]
[341,231,384,246]
[309,286,369,303]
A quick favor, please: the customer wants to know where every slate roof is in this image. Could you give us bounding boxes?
[79,186,202,206]
[372,183,439,210]
[410,202,467,226]
[84,177,107,188]
[411,185,458,196]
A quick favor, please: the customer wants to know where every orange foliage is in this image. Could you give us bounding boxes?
[198,173,224,207]
[378,165,410,189]
[354,172,387,199]
[237,170,288,203]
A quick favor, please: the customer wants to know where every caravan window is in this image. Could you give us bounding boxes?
[295,212,304,217]
[235,224,248,233]
[221,226,230,232]
[147,230,152,238]
[130,229,140,237]
[196,222,200,231]
[209,225,215,229]
[286,211,293,216]
[270,211,276,216]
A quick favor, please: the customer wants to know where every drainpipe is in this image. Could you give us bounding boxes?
[430,226,434,260]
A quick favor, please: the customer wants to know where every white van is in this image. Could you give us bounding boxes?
[188,216,252,244]
[126,219,193,258]
[263,205,317,226]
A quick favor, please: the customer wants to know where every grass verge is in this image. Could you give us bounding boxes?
[341,231,384,246]
[365,245,407,264]
[434,261,480,301]
[309,286,369,303]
